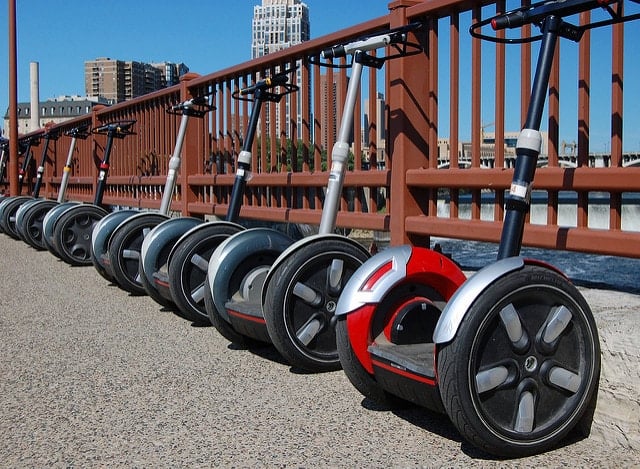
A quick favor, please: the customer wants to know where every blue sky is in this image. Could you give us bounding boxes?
[2,0,639,152]
[0,0,388,126]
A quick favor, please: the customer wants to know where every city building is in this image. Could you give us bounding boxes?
[3,95,111,135]
[84,58,188,103]
[251,0,310,58]
[362,93,386,168]
[251,0,310,139]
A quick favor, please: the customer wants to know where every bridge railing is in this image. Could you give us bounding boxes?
[4,0,640,259]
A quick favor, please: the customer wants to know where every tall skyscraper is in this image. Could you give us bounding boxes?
[251,0,310,59]
[251,0,310,140]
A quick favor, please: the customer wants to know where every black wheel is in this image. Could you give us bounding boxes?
[108,213,168,295]
[42,202,77,258]
[21,200,58,250]
[438,264,600,457]
[264,239,369,372]
[0,197,31,239]
[168,223,243,323]
[53,205,108,266]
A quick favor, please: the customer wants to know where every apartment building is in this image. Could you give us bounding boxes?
[84,58,189,103]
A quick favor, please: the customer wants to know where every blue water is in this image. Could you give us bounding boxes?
[430,237,640,294]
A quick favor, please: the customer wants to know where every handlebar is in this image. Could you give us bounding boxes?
[240,73,291,95]
[472,0,640,43]
[312,22,424,68]
[64,124,91,140]
[167,95,214,117]
[43,128,61,141]
[232,68,299,102]
[92,120,136,138]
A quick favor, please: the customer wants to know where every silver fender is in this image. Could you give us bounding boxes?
[108,211,169,249]
[433,256,526,344]
[262,233,370,306]
[0,195,31,214]
[139,216,203,280]
[165,220,245,266]
[335,245,413,317]
[91,210,140,263]
[17,199,58,239]
[208,227,294,322]
[335,245,466,319]
[0,196,32,224]
[15,198,41,229]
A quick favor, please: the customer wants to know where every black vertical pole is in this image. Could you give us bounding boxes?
[226,89,264,222]
[497,16,561,259]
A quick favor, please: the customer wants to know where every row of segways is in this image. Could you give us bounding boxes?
[0,121,136,262]
[2,0,634,457]
[83,27,418,370]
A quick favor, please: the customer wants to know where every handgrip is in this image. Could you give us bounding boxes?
[240,73,290,95]
[491,0,615,31]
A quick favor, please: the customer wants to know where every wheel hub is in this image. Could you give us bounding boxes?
[524,355,538,373]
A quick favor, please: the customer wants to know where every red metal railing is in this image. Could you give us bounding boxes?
[4,0,640,259]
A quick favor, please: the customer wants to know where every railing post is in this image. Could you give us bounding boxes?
[387,0,431,246]
[177,72,203,217]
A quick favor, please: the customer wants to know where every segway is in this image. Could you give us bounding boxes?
[0,131,54,239]
[48,120,136,266]
[140,70,298,322]
[205,24,423,371]
[91,96,212,295]
[0,136,34,233]
[17,125,90,250]
[0,137,9,195]
[334,0,637,457]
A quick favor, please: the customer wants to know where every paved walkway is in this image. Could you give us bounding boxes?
[0,236,638,467]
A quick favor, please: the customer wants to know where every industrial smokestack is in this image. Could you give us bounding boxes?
[30,62,40,131]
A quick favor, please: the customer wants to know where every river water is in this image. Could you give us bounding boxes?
[429,236,640,294]
[371,194,640,293]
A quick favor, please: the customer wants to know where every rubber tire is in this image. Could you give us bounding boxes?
[168,223,243,324]
[264,238,369,372]
[1,197,31,239]
[437,264,601,458]
[42,202,78,259]
[107,213,169,295]
[21,200,58,250]
[53,205,108,266]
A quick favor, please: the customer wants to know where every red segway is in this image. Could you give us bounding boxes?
[335,0,638,457]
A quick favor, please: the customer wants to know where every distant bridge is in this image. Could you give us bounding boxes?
[437,150,640,169]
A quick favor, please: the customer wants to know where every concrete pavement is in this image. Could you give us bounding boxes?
[0,235,638,467]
